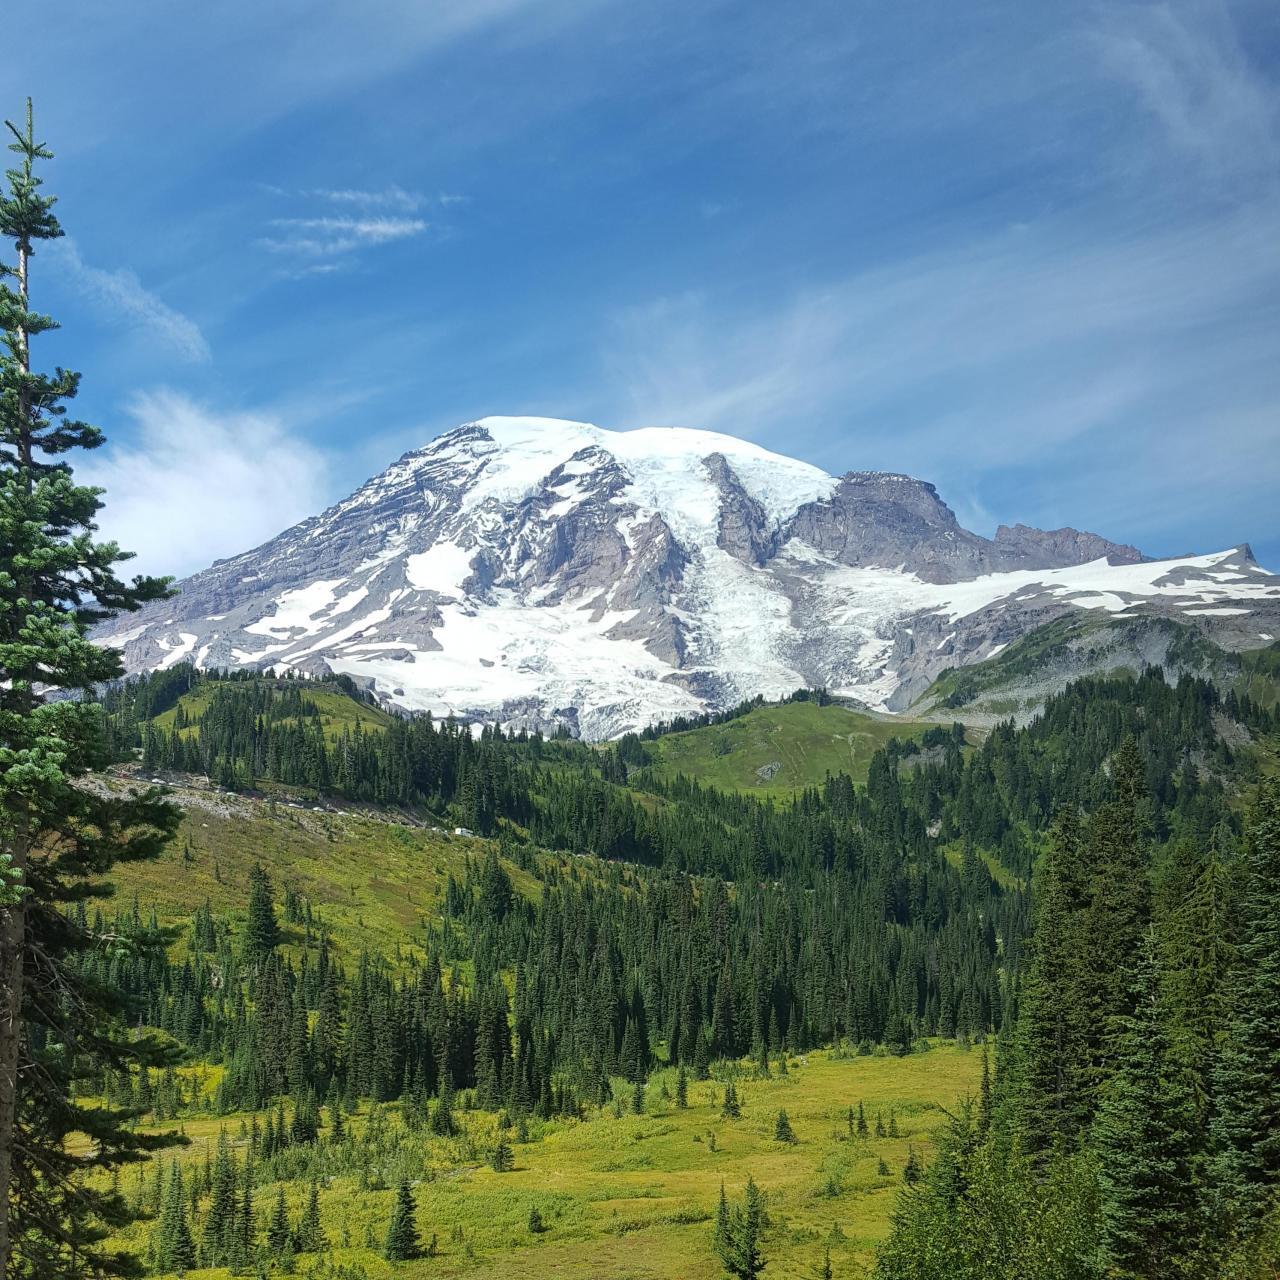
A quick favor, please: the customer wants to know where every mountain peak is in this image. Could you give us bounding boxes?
[96,418,1280,737]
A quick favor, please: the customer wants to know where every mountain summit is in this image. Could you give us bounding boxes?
[101,417,1280,737]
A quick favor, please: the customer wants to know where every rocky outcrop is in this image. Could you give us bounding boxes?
[991,523,1145,570]
[786,472,992,583]
[708,452,777,566]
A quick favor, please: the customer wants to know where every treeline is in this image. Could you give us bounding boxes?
[82,807,1007,1127]
[112,666,1272,902]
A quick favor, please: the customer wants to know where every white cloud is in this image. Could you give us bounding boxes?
[258,215,428,258]
[309,185,428,211]
[48,239,210,363]
[80,391,332,580]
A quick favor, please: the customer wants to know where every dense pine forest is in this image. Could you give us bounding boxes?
[875,737,1280,1278]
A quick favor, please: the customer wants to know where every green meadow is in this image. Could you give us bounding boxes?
[639,701,938,796]
[125,1045,980,1280]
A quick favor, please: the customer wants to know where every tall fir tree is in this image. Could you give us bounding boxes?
[1082,737,1152,1079]
[384,1180,420,1261]
[243,863,280,958]
[153,1163,195,1275]
[715,1175,767,1280]
[1012,809,1092,1158]
[0,100,180,1280]
[1209,780,1280,1247]
[1092,929,1198,1278]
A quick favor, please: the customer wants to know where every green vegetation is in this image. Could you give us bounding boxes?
[634,698,939,794]
[147,672,394,744]
[111,1043,978,1279]
[73,663,1275,1279]
[875,760,1280,1278]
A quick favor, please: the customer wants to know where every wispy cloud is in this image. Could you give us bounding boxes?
[600,194,1280,553]
[1094,1,1280,196]
[81,390,332,579]
[309,185,429,212]
[586,0,1280,560]
[259,214,428,258]
[47,238,211,363]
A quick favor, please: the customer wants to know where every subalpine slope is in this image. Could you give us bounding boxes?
[633,699,946,795]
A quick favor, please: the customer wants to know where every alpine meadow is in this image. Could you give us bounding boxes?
[3,4,1280,1278]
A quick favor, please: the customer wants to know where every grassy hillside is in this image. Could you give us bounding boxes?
[106,784,539,965]
[150,679,395,745]
[637,701,939,795]
[100,783,984,1279]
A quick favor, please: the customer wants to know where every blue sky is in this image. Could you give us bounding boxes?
[13,0,1280,577]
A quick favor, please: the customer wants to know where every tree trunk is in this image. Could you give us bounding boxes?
[0,839,28,1280]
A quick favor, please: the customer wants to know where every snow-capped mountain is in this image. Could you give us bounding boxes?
[100,417,1280,738]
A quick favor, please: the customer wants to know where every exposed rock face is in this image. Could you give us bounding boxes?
[788,472,993,583]
[98,417,1280,738]
[991,523,1145,570]
[709,452,777,566]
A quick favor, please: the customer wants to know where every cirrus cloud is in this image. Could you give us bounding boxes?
[47,238,210,363]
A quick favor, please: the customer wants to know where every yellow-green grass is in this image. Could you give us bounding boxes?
[939,841,1026,892]
[128,1043,981,1279]
[150,684,394,745]
[642,701,936,796]
[108,795,539,966]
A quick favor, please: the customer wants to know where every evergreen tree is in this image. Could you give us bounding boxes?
[715,1175,767,1279]
[1092,931,1197,1278]
[0,99,181,1280]
[676,1066,689,1109]
[714,1182,729,1257]
[1083,738,1152,1078]
[1013,809,1092,1158]
[1209,780,1280,1246]
[383,1180,420,1262]
[773,1110,795,1143]
[491,1134,514,1173]
[154,1163,195,1274]
[721,1081,741,1120]
[243,863,280,958]
[296,1181,326,1253]
[266,1186,291,1254]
